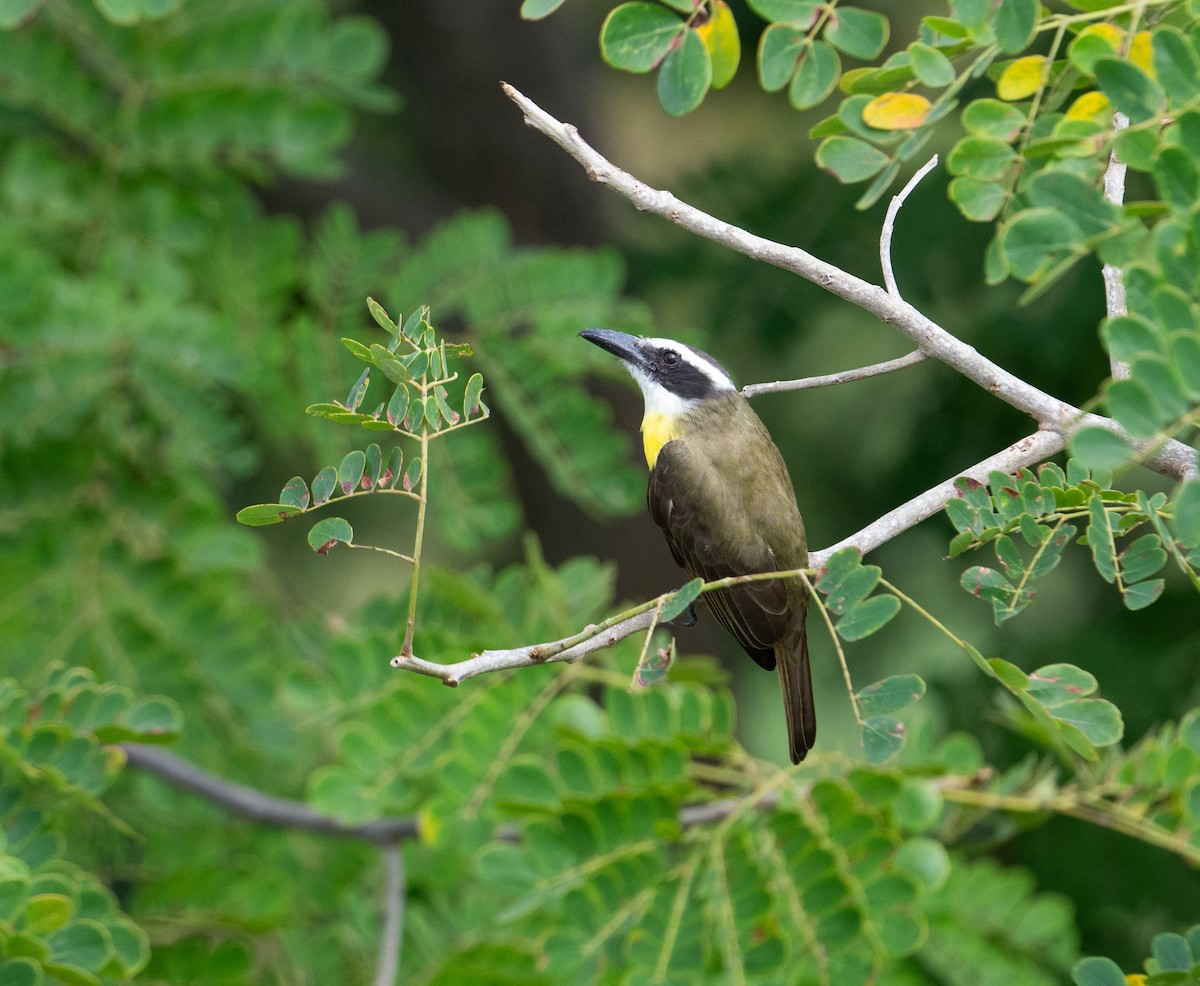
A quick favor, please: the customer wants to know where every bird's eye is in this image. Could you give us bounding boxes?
[661,350,681,367]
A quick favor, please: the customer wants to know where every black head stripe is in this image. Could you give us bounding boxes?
[643,339,735,399]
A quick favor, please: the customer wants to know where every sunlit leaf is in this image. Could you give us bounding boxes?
[862,92,931,130]
[996,55,1046,100]
[696,0,739,90]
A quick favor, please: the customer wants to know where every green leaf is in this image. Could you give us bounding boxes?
[307,517,353,555]
[824,7,888,60]
[632,637,676,689]
[1153,145,1200,211]
[1001,207,1084,282]
[820,563,881,616]
[789,39,840,109]
[235,503,304,526]
[862,714,906,762]
[815,135,890,182]
[601,2,682,72]
[747,0,820,24]
[363,444,382,490]
[1026,663,1096,707]
[1026,170,1119,238]
[366,296,397,333]
[279,476,310,509]
[1051,698,1123,747]
[311,464,337,505]
[1122,578,1164,609]
[1093,56,1166,123]
[1069,426,1131,471]
[662,578,704,622]
[1087,493,1117,584]
[1151,932,1193,971]
[345,368,370,412]
[1101,314,1162,361]
[856,674,925,717]
[0,0,39,29]
[47,919,113,972]
[1176,479,1200,548]
[988,657,1029,690]
[403,456,423,492]
[947,136,1017,180]
[657,27,712,115]
[993,0,1037,53]
[338,450,366,494]
[520,0,566,18]
[758,24,807,92]
[1071,956,1128,986]
[908,42,956,87]
[949,176,1007,221]
[0,958,42,986]
[962,98,1026,140]
[1107,377,1163,437]
[1152,27,1200,104]
[1171,334,1200,398]
[836,594,900,641]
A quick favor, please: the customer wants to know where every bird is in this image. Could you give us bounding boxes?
[580,328,815,763]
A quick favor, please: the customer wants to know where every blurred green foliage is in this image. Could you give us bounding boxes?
[0,0,1198,983]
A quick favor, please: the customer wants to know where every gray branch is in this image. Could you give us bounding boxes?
[120,743,418,844]
[374,845,405,986]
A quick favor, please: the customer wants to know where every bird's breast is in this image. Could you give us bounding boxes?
[641,411,682,469]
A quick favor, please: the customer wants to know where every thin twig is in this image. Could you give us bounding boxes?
[881,154,939,300]
[501,83,1196,483]
[1102,111,1130,379]
[374,845,405,986]
[120,743,418,844]
[742,349,926,397]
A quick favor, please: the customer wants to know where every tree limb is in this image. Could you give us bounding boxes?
[374,845,406,986]
[742,350,926,396]
[120,743,418,844]
[501,82,1196,483]
[1102,110,1130,379]
[881,154,939,300]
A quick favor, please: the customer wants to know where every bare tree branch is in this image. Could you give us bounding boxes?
[742,350,926,396]
[881,154,940,300]
[374,845,405,986]
[501,83,1196,483]
[120,743,418,844]
[1102,110,1131,379]
[819,430,1065,557]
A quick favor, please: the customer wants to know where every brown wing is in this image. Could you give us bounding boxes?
[647,440,792,671]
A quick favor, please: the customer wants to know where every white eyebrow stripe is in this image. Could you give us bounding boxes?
[640,337,736,391]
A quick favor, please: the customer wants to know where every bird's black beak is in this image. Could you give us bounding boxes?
[579,328,644,369]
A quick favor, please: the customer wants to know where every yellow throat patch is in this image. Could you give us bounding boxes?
[641,411,681,469]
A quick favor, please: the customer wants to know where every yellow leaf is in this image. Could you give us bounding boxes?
[1130,31,1154,76]
[1065,90,1111,123]
[997,55,1046,101]
[417,807,442,844]
[1126,977,1147,986]
[696,0,740,90]
[862,92,931,131]
[1078,23,1124,48]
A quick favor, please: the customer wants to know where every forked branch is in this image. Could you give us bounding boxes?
[501,82,1196,483]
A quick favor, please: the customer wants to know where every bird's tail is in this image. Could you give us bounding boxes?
[777,601,815,764]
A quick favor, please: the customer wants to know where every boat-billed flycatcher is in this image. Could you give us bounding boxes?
[580,328,815,763]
